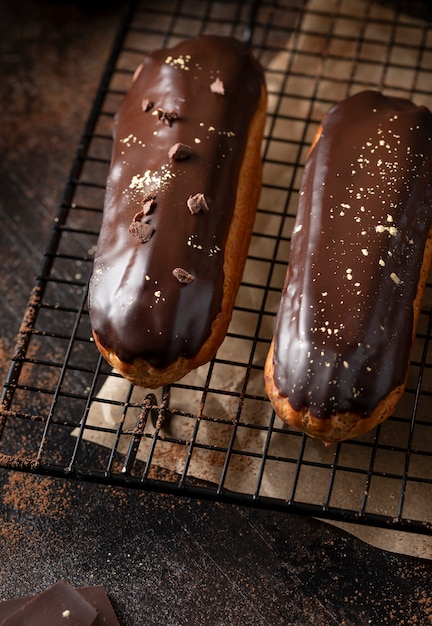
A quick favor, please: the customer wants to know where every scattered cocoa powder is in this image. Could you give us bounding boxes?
[0,338,12,379]
[2,473,71,518]
[0,516,25,545]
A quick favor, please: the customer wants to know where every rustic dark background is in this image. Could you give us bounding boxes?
[1,1,432,624]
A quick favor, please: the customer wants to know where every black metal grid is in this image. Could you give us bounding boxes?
[1,0,432,535]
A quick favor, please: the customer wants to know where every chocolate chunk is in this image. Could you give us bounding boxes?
[173,268,195,284]
[128,220,155,243]
[0,584,120,626]
[143,191,157,202]
[0,580,98,626]
[157,108,179,126]
[142,199,154,215]
[131,201,154,223]
[141,98,154,112]
[168,142,192,161]
[77,586,120,626]
[142,192,157,215]
[131,209,145,222]
[210,77,225,95]
[187,193,209,214]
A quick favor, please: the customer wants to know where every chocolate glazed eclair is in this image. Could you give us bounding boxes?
[89,35,267,388]
[265,90,432,443]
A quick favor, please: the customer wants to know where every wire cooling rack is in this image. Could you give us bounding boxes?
[1,0,432,535]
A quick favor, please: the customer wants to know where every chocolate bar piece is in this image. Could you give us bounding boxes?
[78,586,120,626]
[0,580,97,625]
[0,581,119,625]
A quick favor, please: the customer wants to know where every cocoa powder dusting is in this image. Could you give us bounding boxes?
[0,516,25,545]
[2,473,72,518]
[0,337,12,383]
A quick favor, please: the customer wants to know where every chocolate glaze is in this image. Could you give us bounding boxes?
[88,36,264,368]
[273,90,432,419]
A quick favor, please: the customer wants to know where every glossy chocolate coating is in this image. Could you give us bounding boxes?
[89,36,263,368]
[273,90,432,418]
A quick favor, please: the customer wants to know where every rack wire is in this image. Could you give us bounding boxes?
[1,0,432,535]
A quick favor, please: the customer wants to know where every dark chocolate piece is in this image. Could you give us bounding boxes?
[187,193,209,214]
[77,587,120,626]
[272,90,432,419]
[168,142,192,161]
[88,35,264,368]
[0,598,24,621]
[172,267,195,283]
[0,580,98,626]
[0,585,120,626]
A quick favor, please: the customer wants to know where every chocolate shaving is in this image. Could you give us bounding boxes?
[141,98,154,112]
[173,268,195,284]
[210,77,225,95]
[168,142,192,161]
[128,221,155,243]
[157,108,179,126]
[187,193,209,215]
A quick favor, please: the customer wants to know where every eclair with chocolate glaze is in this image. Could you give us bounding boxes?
[89,35,266,388]
[265,90,432,443]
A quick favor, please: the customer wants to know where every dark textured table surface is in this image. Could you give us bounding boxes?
[1,1,432,624]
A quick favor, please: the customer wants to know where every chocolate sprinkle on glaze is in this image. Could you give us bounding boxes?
[272,90,432,419]
[88,35,264,368]
[169,142,192,161]
[187,193,209,214]
[173,267,195,283]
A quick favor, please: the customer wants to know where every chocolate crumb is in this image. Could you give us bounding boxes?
[132,209,145,222]
[142,200,154,216]
[143,191,157,202]
[157,108,179,127]
[142,98,154,112]
[128,221,155,243]
[173,268,195,284]
[131,193,157,223]
[142,192,157,215]
[168,142,192,161]
[187,193,209,215]
[210,77,225,95]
